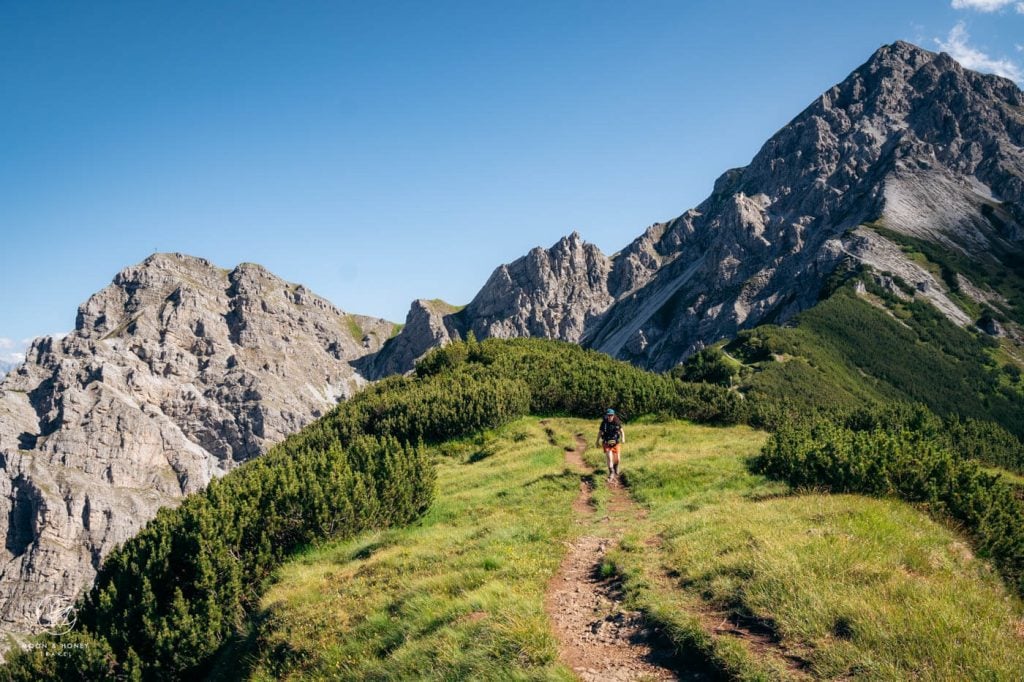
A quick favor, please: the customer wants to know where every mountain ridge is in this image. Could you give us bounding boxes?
[367,39,1024,374]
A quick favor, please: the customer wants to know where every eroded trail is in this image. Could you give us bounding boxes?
[545,430,698,681]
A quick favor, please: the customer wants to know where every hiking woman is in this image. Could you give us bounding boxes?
[597,408,625,480]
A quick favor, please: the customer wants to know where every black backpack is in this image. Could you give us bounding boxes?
[600,418,622,444]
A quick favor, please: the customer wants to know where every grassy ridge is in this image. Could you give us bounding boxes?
[1,338,747,680]
[590,419,1024,680]
[4,335,1024,680]
[243,419,580,680]
[250,418,1024,680]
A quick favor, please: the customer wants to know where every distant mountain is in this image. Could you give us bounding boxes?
[0,362,16,379]
[371,40,1023,375]
[0,253,395,641]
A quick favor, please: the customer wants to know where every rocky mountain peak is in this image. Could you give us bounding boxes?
[0,254,396,642]
[461,232,613,342]
[371,40,1023,374]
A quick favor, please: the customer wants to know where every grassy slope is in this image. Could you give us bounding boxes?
[866,223,1024,327]
[596,418,1024,680]
[245,418,581,680]
[730,282,1024,435]
[247,417,1024,680]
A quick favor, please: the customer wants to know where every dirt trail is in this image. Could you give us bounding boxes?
[545,431,704,681]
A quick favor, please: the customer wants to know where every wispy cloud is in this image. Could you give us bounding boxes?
[935,22,1024,82]
[951,0,1024,12]
[0,337,28,365]
[951,0,1016,10]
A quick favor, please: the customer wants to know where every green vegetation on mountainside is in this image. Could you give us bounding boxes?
[4,337,1024,680]
[866,222,1024,327]
[728,274,1024,436]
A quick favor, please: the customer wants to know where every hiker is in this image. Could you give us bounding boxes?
[597,408,625,480]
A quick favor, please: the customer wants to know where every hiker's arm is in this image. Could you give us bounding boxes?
[621,427,625,444]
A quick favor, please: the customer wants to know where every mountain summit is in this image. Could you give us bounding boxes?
[370,40,1024,373]
[0,253,394,641]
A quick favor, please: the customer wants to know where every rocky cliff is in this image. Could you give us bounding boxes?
[0,253,394,642]
[370,40,1024,375]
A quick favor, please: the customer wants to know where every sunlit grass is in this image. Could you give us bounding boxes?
[983,465,1024,487]
[244,416,1024,680]
[588,417,1024,680]
[246,418,580,680]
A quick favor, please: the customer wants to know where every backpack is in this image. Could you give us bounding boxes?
[600,418,622,444]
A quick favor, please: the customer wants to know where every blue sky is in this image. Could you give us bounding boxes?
[2,0,1023,362]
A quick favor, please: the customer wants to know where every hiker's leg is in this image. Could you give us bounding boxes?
[604,446,614,477]
[612,445,621,474]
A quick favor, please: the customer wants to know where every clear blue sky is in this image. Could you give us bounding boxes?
[2,1,1022,361]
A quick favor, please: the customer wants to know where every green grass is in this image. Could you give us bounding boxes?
[346,315,364,342]
[425,298,466,313]
[245,418,581,680]
[244,416,1024,680]
[983,466,1024,487]
[595,419,1024,680]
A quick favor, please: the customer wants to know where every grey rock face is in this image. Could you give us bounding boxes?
[358,299,465,378]
[0,253,393,642]
[462,232,614,342]
[365,232,614,378]
[372,40,1024,374]
[588,40,1023,370]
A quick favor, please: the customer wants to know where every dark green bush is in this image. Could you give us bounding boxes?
[671,347,737,387]
[425,337,754,426]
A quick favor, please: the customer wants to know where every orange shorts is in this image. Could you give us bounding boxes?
[602,443,621,457]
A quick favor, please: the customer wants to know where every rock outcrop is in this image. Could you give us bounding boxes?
[0,253,394,642]
[462,232,614,342]
[365,232,614,377]
[357,299,465,378]
[371,40,1024,374]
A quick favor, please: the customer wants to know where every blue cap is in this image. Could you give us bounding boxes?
[606,408,615,415]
